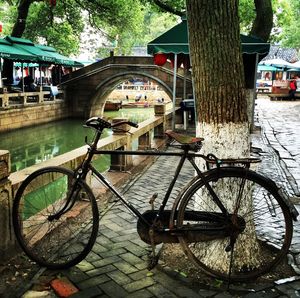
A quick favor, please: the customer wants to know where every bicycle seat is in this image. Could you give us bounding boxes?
[165,130,204,145]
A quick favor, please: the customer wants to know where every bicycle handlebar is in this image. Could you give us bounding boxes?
[84,117,139,131]
[112,120,139,129]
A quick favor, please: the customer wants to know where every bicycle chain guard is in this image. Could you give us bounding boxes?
[137,210,179,244]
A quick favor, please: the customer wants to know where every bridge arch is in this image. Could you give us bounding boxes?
[89,71,173,117]
[61,56,193,118]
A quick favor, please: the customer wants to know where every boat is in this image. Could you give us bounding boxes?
[104,101,122,111]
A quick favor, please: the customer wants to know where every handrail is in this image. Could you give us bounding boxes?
[0,89,64,108]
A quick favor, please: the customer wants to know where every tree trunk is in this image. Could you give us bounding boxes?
[186,0,249,159]
[250,0,273,42]
[186,0,252,271]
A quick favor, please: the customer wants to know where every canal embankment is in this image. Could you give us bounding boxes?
[0,100,69,133]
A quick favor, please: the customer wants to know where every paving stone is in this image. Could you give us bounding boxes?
[197,289,218,297]
[77,274,110,290]
[92,256,122,268]
[125,288,153,297]
[103,222,124,233]
[96,234,115,245]
[100,227,122,239]
[120,252,143,265]
[111,233,139,243]
[76,260,95,272]
[107,270,132,285]
[92,243,109,255]
[63,268,90,284]
[123,277,156,293]
[114,261,139,274]
[85,251,102,263]
[147,284,177,297]
[100,248,127,258]
[86,264,116,277]
[69,286,103,298]
[129,269,150,281]
[99,280,128,297]
[134,262,149,270]
[152,271,199,297]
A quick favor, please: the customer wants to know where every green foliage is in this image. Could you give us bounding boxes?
[239,0,299,48]
[239,0,255,34]
[0,2,14,35]
[279,1,300,48]
[96,3,178,58]
[1,0,299,57]
[23,1,83,55]
[1,0,149,57]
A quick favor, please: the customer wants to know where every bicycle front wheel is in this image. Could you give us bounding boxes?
[177,167,293,281]
[13,166,99,269]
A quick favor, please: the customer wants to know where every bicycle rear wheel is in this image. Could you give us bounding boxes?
[13,166,99,269]
[177,167,293,281]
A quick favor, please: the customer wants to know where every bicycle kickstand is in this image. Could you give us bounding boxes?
[147,228,160,270]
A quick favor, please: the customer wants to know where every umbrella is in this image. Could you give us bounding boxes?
[260,58,294,69]
[257,65,279,72]
[287,61,300,70]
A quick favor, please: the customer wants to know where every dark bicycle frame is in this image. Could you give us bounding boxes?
[78,135,230,231]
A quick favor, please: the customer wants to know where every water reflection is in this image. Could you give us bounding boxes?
[0,108,154,172]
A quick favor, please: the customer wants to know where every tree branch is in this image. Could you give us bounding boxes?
[250,0,273,41]
[151,0,185,17]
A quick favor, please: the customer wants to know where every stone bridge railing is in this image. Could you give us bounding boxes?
[0,88,64,109]
[0,104,176,258]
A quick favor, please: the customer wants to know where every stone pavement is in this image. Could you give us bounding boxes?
[8,97,300,297]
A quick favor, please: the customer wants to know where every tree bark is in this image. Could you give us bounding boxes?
[250,0,273,42]
[186,0,247,127]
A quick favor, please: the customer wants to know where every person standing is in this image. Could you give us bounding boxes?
[289,76,298,100]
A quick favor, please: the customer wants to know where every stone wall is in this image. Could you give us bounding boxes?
[0,150,15,259]
[0,101,70,133]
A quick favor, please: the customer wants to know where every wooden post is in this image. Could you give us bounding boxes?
[0,150,16,259]
[0,90,9,108]
[138,132,151,150]
[38,86,44,103]
[110,118,133,171]
[154,104,166,138]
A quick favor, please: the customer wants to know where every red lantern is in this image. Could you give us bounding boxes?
[154,53,167,66]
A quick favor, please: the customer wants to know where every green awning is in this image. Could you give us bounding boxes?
[36,45,84,67]
[147,20,189,55]
[0,38,38,62]
[5,36,56,64]
[147,20,270,56]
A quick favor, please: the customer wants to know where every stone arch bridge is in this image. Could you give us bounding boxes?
[61,56,193,118]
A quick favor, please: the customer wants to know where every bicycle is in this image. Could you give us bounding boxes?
[12,117,299,282]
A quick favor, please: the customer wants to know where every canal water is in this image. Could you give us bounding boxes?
[0,108,154,173]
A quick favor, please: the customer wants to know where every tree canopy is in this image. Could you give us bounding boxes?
[0,0,299,59]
